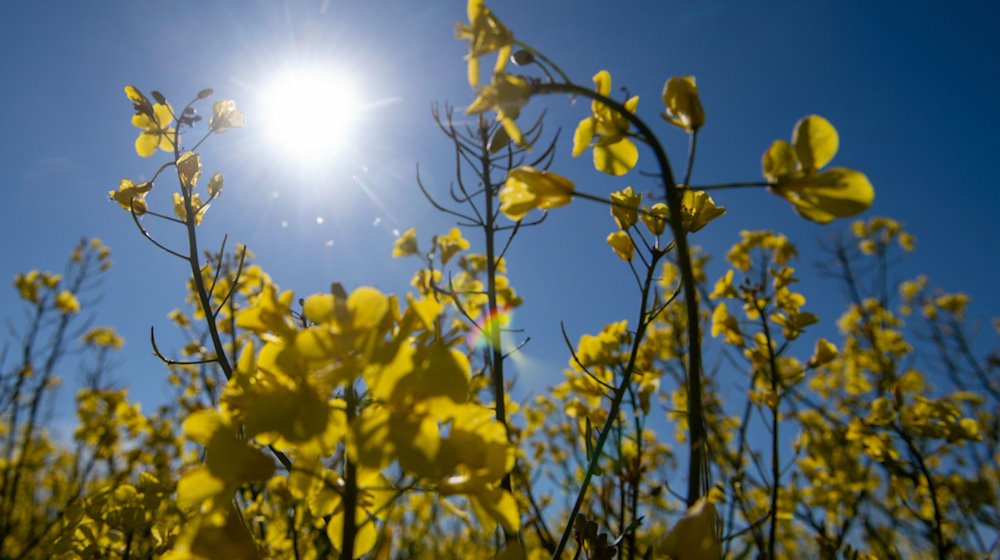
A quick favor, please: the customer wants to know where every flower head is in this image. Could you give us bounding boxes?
[125,85,176,157]
[610,186,642,230]
[572,71,639,176]
[606,231,634,262]
[455,0,513,87]
[661,76,705,132]
[763,115,874,223]
[210,100,245,132]
[108,179,153,215]
[498,166,574,221]
[467,73,533,148]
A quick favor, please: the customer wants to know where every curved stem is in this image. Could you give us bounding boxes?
[533,82,708,508]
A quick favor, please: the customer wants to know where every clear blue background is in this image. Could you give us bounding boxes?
[1,1,997,417]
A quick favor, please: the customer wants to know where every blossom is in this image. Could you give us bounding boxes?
[393,228,419,258]
[640,203,669,236]
[606,231,634,262]
[455,0,513,87]
[436,227,470,265]
[661,76,705,132]
[763,115,874,223]
[678,189,726,233]
[82,327,124,349]
[610,186,642,230]
[209,100,245,132]
[572,70,639,176]
[498,166,574,220]
[466,73,533,147]
[207,172,224,198]
[172,192,207,226]
[657,497,722,560]
[125,85,175,157]
[176,151,201,191]
[108,179,153,215]
[55,290,80,314]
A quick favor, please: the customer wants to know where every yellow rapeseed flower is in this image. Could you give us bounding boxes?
[125,85,176,157]
[661,76,705,132]
[455,0,513,87]
[573,70,639,176]
[498,166,574,220]
[763,115,874,223]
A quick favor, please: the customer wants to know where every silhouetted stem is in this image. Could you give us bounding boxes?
[534,82,707,507]
[549,248,664,558]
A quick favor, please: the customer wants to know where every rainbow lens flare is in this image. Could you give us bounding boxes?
[466,306,513,349]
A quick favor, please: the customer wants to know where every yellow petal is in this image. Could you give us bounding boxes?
[348,287,389,331]
[135,132,159,158]
[392,227,418,258]
[610,186,641,230]
[348,406,393,470]
[152,103,174,128]
[572,117,595,157]
[661,76,704,131]
[176,151,201,190]
[183,409,225,446]
[467,55,480,88]
[681,190,726,233]
[772,167,874,224]
[176,466,225,510]
[158,130,176,153]
[606,231,634,262]
[593,138,638,176]
[392,414,442,477]
[792,114,838,171]
[762,140,797,182]
[592,70,611,99]
[207,172,224,198]
[471,488,520,534]
[641,203,669,236]
[303,293,336,324]
[327,510,378,559]
[243,385,332,443]
[499,166,575,220]
[658,498,721,560]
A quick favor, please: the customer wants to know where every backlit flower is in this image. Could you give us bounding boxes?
[572,70,639,176]
[125,85,176,157]
[498,166,574,221]
[763,115,874,223]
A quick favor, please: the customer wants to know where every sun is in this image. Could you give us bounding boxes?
[258,67,363,165]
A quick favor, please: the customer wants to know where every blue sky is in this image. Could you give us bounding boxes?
[1,0,998,414]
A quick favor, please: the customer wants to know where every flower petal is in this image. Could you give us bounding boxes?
[135,132,159,157]
[762,140,798,182]
[792,114,838,171]
[593,138,638,176]
[772,167,874,223]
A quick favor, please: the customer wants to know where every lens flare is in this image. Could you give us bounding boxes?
[467,306,513,349]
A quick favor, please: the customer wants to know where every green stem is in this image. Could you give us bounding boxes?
[550,249,664,558]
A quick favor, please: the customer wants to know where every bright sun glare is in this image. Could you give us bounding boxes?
[259,67,362,165]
